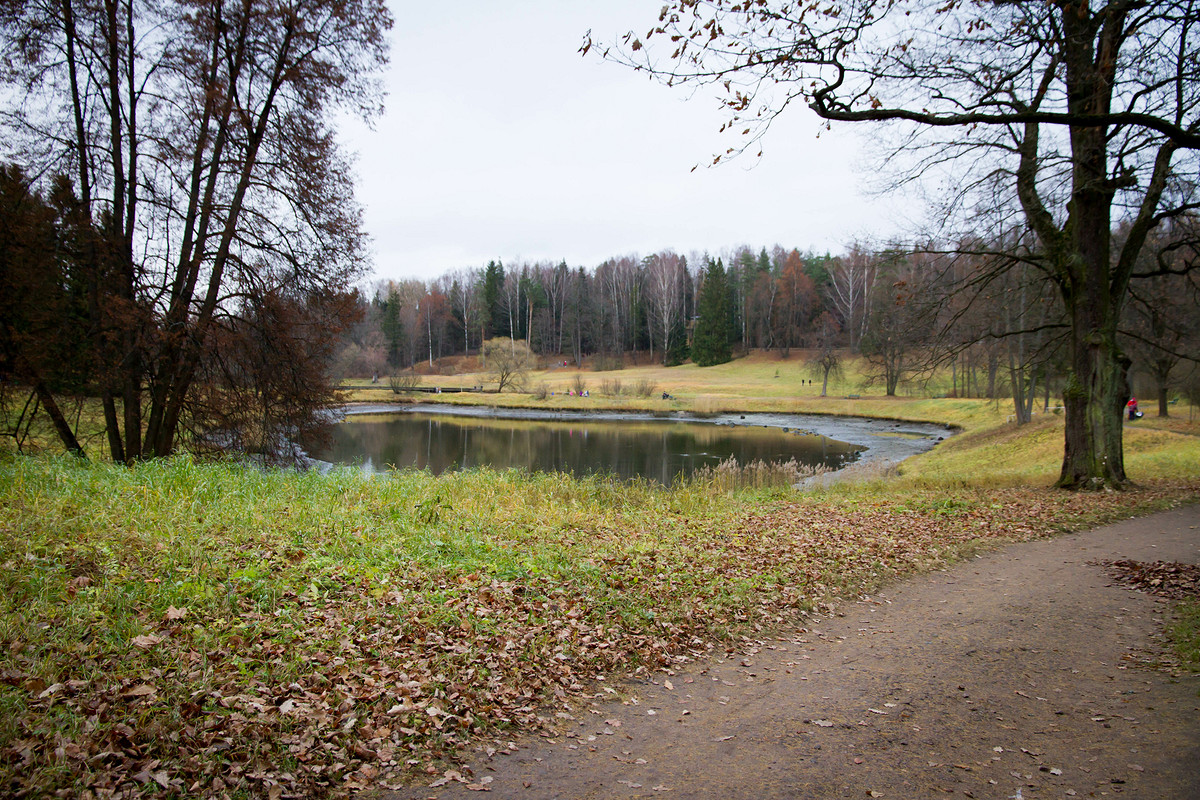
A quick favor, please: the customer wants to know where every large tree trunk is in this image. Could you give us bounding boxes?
[1056,170,1129,489]
[1058,332,1129,489]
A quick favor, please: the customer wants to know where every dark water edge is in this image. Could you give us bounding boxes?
[303,404,952,486]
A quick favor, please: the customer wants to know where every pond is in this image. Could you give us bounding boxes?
[304,405,951,486]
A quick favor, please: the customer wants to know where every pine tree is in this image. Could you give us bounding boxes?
[691,258,732,366]
[380,287,404,367]
[483,260,504,339]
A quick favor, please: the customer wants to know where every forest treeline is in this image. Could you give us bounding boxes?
[340,231,1199,419]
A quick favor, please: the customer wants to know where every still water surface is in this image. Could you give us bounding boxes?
[308,409,862,485]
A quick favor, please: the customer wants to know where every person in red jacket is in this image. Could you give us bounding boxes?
[1127,396,1140,420]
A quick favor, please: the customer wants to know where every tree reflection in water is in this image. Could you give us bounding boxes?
[308,412,861,486]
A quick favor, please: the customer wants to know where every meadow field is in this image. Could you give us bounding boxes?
[2,351,1198,797]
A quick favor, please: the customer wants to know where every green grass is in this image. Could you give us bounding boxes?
[343,351,1006,428]
[1,452,1197,797]
[1168,600,1200,674]
[4,353,1200,796]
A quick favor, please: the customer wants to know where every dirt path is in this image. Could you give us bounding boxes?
[379,505,1200,800]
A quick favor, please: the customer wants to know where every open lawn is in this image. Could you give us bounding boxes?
[348,351,1024,434]
[2,352,1198,797]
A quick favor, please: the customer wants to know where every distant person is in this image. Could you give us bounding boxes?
[1127,396,1140,420]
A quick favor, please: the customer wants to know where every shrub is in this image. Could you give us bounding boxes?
[632,379,657,398]
[600,378,623,396]
[388,372,420,394]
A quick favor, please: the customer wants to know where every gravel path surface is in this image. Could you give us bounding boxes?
[378,504,1200,800]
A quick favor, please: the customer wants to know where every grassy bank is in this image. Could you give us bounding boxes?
[342,351,1005,431]
[3,352,1199,796]
[1,453,1197,798]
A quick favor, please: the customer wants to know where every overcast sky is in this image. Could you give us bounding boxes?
[342,0,909,285]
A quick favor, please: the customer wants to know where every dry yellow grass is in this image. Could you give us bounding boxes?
[346,351,1004,429]
[898,412,1200,486]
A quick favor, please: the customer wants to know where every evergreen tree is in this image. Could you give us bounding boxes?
[483,260,504,338]
[380,287,404,367]
[691,258,732,366]
[756,247,771,274]
[723,257,740,348]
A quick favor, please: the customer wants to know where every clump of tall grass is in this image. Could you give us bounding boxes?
[600,378,624,396]
[689,457,829,491]
[531,382,549,400]
[632,379,657,398]
[570,374,588,395]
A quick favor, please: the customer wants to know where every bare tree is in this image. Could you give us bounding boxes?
[501,271,521,350]
[1122,220,1200,416]
[644,251,688,365]
[826,246,876,352]
[483,337,535,392]
[807,312,842,397]
[597,0,1200,488]
[449,268,483,355]
[1,0,391,460]
[859,249,938,396]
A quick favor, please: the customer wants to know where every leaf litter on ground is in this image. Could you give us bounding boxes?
[0,456,1195,798]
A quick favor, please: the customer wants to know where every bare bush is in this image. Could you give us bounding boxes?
[388,372,420,394]
[600,378,624,396]
[632,379,657,398]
